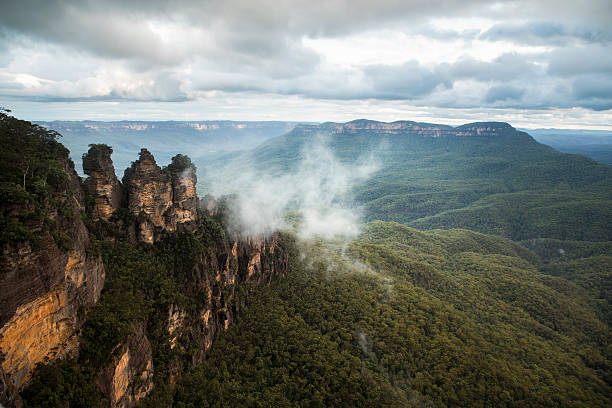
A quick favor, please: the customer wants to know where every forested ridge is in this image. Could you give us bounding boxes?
[206,121,612,242]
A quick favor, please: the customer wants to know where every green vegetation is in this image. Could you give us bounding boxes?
[410,190,612,241]
[0,109,75,250]
[165,222,611,407]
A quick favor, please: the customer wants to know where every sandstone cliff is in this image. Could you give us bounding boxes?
[97,322,154,408]
[166,232,287,368]
[296,119,520,138]
[0,153,105,407]
[89,229,289,407]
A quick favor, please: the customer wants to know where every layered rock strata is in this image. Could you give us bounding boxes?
[0,159,105,406]
[163,231,288,374]
[1,143,289,407]
[296,119,519,138]
[83,144,123,221]
[122,149,199,243]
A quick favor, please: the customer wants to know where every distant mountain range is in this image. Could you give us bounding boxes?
[37,120,306,175]
[523,128,612,165]
[39,121,612,174]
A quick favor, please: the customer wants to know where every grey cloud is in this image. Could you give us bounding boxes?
[2,1,612,66]
[572,74,612,110]
[0,2,181,65]
[445,53,539,82]
[0,71,189,103]
[489,0,612,27]
[350,54,537,101]
[2,0,612,112]
[412,24,481,41]
[548,45,612,77]
[485,85,525,103]
[480,21,612,45]
[363,61,450,99]
[0,0,483,66]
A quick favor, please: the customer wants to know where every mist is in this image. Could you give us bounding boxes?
[205,134,379,240]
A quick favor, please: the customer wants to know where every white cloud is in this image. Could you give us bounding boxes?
[205,134,380,239]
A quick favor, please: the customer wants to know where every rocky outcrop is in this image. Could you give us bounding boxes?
[0,159,105,406]
[97,322,153,408]
[122,149,199,244]
[165,154,199,233]
[83,144,123,220]
[123,149,173,244]
[164,231,288,369]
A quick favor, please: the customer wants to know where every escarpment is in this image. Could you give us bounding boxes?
[1,122,291,407]
[298,119,522,138]
[0,139,105,406]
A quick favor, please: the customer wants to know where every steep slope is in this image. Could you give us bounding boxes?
[0,112,105,406]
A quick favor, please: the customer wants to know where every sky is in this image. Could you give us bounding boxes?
[1,0,612,129]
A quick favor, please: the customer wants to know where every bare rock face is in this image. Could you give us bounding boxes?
[297,119,519,139]
[97,322,153,408]
[83,144,123,220]
[123,149,199,244]
[123,149,173,244]
[165,154,199,233]
[1,135,289,406]
[0,161,105,406]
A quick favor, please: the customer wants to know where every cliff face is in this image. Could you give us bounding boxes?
[89,230,288,407]
[97,322,154,408]
[83,144,123,220]
[297,119,518,138]
[168,232,288,367]
[165,155,199,233]
[0,158,105,406]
